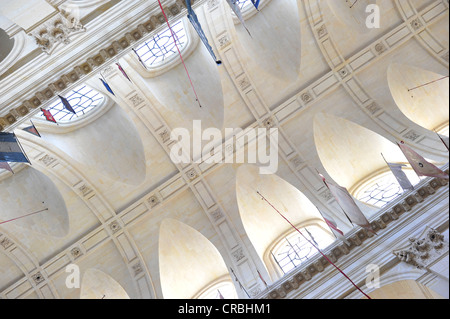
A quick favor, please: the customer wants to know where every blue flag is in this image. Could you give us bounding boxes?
[58,95,76,114]
[185,0,222,65]
[251,0,260,10]
[100,78,115,96]
[0,132,29,163]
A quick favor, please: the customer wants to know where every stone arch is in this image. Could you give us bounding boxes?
[158,218,234,299]
[80,268,130,299]
[387,63,449,136]
[235,164,330,281]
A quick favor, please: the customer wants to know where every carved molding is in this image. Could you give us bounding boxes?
[393,226,448,269]
[0,0,198,132]
[29,11,86,55]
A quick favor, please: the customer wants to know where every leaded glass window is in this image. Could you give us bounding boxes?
[236,0,254,10]
[272,226,334,275]
[355,170,421,208]
[134,19,187,68]
[39,85,104,123]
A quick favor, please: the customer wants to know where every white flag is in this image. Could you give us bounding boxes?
[398,142,449,179]
[387,162,414,191]
[320,174,376,235]
[226,0,252,37]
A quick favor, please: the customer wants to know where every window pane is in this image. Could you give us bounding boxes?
[39,85,104,123]
[272,226,334,275]
[356,171,421,208]
[134,20,187,68]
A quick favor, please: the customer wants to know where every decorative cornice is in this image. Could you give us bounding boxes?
[0,0,205,132]
[256,169,449,299]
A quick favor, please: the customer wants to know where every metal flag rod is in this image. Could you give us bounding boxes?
[0,208,48,225]
[257,191,372,299]
[156,0,202,108]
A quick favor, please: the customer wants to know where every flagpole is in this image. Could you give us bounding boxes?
[0,208,48,225]
[156,0,202,108]
[230,267,251,298]
[257,191,372,299]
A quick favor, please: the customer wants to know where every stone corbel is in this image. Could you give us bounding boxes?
[29,9,85,54]
[393,227,448,269]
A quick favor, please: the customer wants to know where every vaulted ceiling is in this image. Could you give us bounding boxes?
[0,0,448,299]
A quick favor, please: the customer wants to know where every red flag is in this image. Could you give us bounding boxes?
[41,108,57,124]
[319,174,376,235]
[316,206,349,244]
[116,63,132,82]
[22,121,41,138]
[257,270,268,288]
[0,161,14,174]
[398,142,449,179]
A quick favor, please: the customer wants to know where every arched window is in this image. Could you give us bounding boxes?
[353,169,421,208]
[38,84,104,123]
[271,225,334,275]
[236,0,254,10]
[134,19,187,68]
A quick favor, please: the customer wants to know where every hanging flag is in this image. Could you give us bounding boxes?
[0,132,29,163]
[251,0,260,10]
[257,269,268,288]
[0,161,14,174]
[22,120,41,138]
[185,0,222,65]
[436,132,449,152]
[100,78,115,96]
[319,174,376,235]
[58,95,76,114]
[132,48,148,69]
[226,0,252,37]
[381,152,414,191]
[41,108,57,124]
[316,207,349,244]
[388,163,415,192]
[116,62,132,82]
[397,141,449,179]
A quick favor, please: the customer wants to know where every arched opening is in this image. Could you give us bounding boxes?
[34,88,147,186]
[387,63,449,136]
[313,113,425,210]
[231,0,302,102]
[80,268,130,299]
[130,16,225,150]
[158,218,235,299]
[235,164,332,281]
[0,166,69,237]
